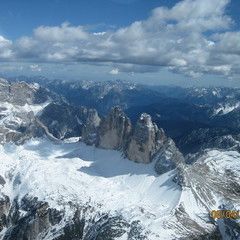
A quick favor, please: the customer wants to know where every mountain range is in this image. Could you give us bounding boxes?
[0,77,239,239]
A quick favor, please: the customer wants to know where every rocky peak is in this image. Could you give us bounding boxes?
[139,113,154,127]
[0,176,6,186]
[124,112,184,173]
[97,108,184,172]
[81,108,101,145]
[125,113,165,163]
[154,138,185,175]
[98,106,132,150]
[84,108,100,127]
[0,79,51,106]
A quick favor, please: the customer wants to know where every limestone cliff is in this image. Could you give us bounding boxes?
[97,106,132,150]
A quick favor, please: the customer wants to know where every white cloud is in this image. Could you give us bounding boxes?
[109,68,119,75]
[151,0,231,31]
[0,36,13,59]
[0,0,240,79]
[93,32,106,36]
[34,22,88,42]
[30,64,42,72]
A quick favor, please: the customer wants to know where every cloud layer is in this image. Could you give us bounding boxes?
[0,0,239,78]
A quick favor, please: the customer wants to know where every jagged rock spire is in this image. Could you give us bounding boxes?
[97,106,132,150]
[125,113,166,163]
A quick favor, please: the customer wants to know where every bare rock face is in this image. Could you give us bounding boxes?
[98,108,185,171]
[38,103,83,139]
[0,78,52,106]
[154,138,185,175]
[81,108,101,145]
[0,175,6,186]
[3,196,63,240]
[0,194,146,240]
[0,176,9,232]
[0,195,10,232]
[38,103,101,142]
[0,78,60,144]
[98,106,132,150]
[125,113,166,164]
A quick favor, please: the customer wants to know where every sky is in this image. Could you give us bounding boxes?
[0,0,240,86]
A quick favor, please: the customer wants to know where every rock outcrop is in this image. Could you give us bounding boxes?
[0,195,10,233]
[97,108,184,172]
[81,108,101,145]
[0,175,6,186]
[125,113,166,164]
[0,78,54,106]
[0,78,58,144]
[0,194,146,240]
[2,196,63,240]
[154,138,185,175]
[38,103,101,142]
[96,108,184,174]
[38,103,84,139]
[98,106,132,150]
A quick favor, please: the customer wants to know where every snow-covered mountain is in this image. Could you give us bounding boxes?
[0,78,240,239]
[1,138,240,239]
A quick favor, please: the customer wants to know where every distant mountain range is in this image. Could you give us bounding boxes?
[0,77,239,239]
[9,76,240,154]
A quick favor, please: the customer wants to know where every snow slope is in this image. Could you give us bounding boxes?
[1,138,239,239]
[0,101,50,143]
[0,138,181,239]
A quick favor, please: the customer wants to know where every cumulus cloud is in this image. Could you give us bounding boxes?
[0,0,240,78]
[109,68,119,75]
[34,22,88,42]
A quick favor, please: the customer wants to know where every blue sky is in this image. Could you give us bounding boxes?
[0,0,180,39]
[0,0,240,86]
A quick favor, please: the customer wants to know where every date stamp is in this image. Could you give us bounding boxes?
[210,210,240,220]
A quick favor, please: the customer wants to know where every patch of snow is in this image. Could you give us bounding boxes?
[0,101,50,127]
[63,137,80,143]
[213,102,240,116]
[22,102,50,115]
[0,101,50,116]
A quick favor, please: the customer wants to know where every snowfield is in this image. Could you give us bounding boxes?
[0,101,50,116]
[0,138,181,239]
[1,138,239,239]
